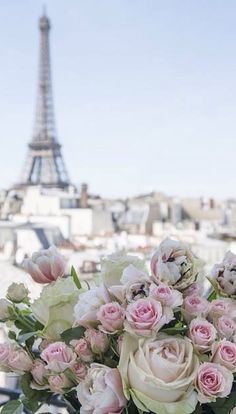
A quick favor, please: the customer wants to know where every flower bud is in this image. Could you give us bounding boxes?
[7,283,29,303]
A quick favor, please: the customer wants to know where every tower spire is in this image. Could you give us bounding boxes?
[18,13,70,189]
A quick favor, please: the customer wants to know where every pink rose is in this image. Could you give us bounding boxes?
[71,361,87,382]
[149,282,183,308]
[183,283,203,297]
[97,302,125,333]
[31,359,47,386]
[48,373,72,393]
[41,342,76,372]
[182,295,209,323]
[215,316,236,340]
[70,339,93,362]
[77,364,127,414]
[0,343,12,370]
[125,298,173,337]
[195,362,233,403]
[8,349,32,373]
[208,299,236,321]
[85,329,109,354]
[211,340,236,372]
[188,318,217,353]
[24,246,66,284]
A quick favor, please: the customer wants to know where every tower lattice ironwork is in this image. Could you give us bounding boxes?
[19,12,70,189]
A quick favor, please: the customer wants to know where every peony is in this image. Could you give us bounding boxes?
[101,251,147,288]
[31,359,47,387]
[77,363,127,414]
[0,299,12,321]
[85,329,109,355]
[125,298,173,337]
[24,246,66,284]
[48,373,72,393]
[7,283,29,303]
[8,349,32,373]
[188,318,217,353]
[97,302,125,333]
[214,315,236,340]
[31,277,79,339]
[119,333,199,414]
[211,340,236,372]
[70,339,93,362]
[195,362,233,403]
[182,295,209,323]
[74,285,110,328]
[41,342,76,372]
[149,282,183,308]
[151,238,203,291]
[211,251,236,297]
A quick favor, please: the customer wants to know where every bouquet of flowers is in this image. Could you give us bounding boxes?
[1,240,236,414]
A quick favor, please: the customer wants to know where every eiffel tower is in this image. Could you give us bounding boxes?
[18,12,70,189]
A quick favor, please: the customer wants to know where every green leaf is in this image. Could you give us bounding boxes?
[61,325,85,344]
[207,387,236,414]
[71,266,82,289]
[18,331,36,344]
[1,400,23,414]
[8,330,17,340]
[207,289,217,302]
[161,326,188,335]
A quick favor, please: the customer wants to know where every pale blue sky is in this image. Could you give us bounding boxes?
[1,0,236,198]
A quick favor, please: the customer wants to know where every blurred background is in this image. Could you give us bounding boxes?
[1,0,236,293]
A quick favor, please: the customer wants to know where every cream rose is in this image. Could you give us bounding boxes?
[151,238,203,291]
[118,333,199,414]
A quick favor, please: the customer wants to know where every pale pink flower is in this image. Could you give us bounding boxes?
[41,342,76,372]
[149,282,183,308]
[31,359,47,386]
[183,283,203,297]
[85,329,109,354]
[211,340,236,372]
[125,298,173,337]
[71,361,87,382]
[0,343,12,369]
[211,251,236,296]
[8,349,32,373]
[70,339,93,362]
[97,302,125,333]
[150,238,202,291]
[48,373,72,393]
[214,315,236,340]
[188,318,217,353]
[77,364,127,414]
[195,362,233,403]
[182,295,209,323]
[24,246,66,284]
[208,298,236,321]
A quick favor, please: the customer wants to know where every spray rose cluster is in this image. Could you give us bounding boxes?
[1,240,236,414]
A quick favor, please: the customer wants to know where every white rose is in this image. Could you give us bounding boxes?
[31,277,79,339]
[119,333,199,414]
[101,252,147,288]
[74,285,110,328]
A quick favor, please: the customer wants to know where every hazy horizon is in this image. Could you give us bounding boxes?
[1,1,236,199]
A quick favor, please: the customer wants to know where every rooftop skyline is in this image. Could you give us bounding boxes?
[1,1,236,199]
